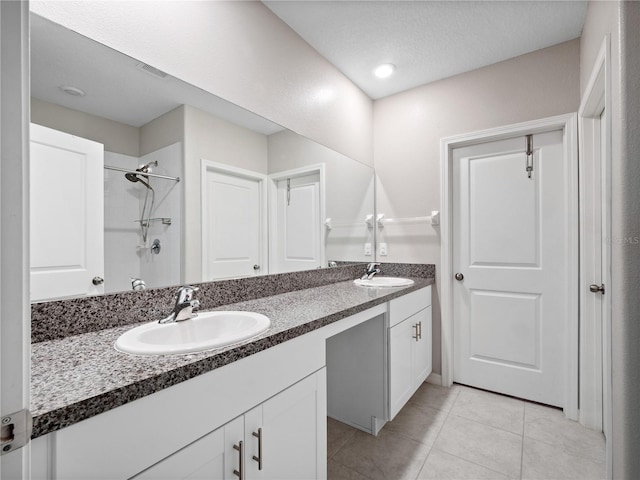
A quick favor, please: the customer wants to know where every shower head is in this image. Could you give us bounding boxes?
[124,161,158,184]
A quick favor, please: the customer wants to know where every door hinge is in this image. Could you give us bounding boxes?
[1,409,32,455]
[525,134,534,179]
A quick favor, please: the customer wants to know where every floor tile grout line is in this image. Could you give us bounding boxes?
[521,434,607,465]
[412,384,463,479]
[427,447,517,480]
[329,456,376,480]
[445,411,525,438]
[432,386,525,479]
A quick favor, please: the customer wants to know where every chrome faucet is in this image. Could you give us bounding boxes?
[361,262,381,280]
[159,285,200,324]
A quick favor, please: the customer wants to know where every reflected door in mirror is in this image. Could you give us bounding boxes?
[273,173,322,272]
[202,162,266,280]
[30,124,104,301]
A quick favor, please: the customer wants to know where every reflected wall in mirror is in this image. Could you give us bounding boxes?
[30,14,375,302]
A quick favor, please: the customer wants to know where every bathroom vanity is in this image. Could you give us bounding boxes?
[29,267,433,479]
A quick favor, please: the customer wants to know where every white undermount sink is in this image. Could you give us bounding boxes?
[115,311,270,355]
[353,277,415,287]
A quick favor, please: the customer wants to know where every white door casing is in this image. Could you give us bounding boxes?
[1,1,30,477]
[578,35,612,475]
[201,160,267,280]
[29,123,104,301]
[268,165,325,273]
[440,114,579,419]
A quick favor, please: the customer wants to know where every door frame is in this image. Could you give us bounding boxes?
[578,35,612,473]
[200,159,268,279]
[268,164,326,271]
[0,0,31,477]
[440,113,579,419]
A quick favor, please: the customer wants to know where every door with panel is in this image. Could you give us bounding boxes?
[452,130,569,407]
[273,173,322,272]
[202,166,265,280]
[30,123,104,301]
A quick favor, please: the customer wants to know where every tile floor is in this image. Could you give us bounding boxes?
[327,383,606,480]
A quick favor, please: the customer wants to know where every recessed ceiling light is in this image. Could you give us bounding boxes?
[374,63,396,79]
[59,85,86,97]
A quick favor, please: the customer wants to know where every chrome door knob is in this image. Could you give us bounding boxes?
[455,273,464,281]
[253,264,260,271]
[589,284,605,294]
[92,276,104,285]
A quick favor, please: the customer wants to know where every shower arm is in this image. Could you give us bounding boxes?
[104,165,180,182]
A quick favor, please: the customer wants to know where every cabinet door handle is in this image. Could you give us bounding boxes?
[252,428,263,470]
[412,324,419,341]
[418,321,422,340]
[233,441,244,479]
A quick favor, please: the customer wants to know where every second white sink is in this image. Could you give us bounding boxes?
[115,311,270,356]
[354,277,415,287]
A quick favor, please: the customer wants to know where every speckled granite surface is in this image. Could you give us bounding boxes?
[31,263,433,343]
[31,263,434,439]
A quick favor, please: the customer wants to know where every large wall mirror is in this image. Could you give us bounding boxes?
[30,13,375,302]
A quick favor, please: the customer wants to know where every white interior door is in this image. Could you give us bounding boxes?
[452,130,568,407]
[273,173,322,273]
[30,123,104,301]
[202,163,265,280]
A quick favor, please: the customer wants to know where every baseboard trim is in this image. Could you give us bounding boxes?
[427,372,442,386]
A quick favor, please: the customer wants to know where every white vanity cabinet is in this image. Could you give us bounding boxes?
[243,372,325,479]
[33,329,327,480]
[132,416,243,480]
[132,372,325,480]
[31,285,434,479]
[388,286,432,419]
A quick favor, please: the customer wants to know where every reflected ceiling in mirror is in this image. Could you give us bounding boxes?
[29,13,375,302]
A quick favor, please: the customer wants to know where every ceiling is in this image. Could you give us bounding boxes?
[264,0,588,99]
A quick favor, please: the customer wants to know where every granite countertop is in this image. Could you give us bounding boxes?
[31,277,433,439]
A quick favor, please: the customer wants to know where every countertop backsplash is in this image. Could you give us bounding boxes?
[31,262,435,343]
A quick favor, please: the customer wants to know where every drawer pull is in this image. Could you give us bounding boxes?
[412,324,419,341]
[233,441,244,479]
[252,428,263,470]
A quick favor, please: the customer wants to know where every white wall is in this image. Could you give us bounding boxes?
[140,106,184,157]
[29,0,373,167]
[32,97,139,156]
[183,104,268,283]
[615,5,640,477]
[373,39,580,374]
[581,1,640,477]
[268,130,375,264]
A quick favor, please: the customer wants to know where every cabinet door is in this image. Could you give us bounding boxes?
[131,416,243,480]
[247,370,326,479]
[412,306,433,387]
[389,317,416,420]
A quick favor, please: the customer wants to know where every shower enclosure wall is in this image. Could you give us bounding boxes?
[104,142,182,294]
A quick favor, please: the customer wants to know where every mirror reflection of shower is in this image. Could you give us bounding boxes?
[125,160,158,245]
